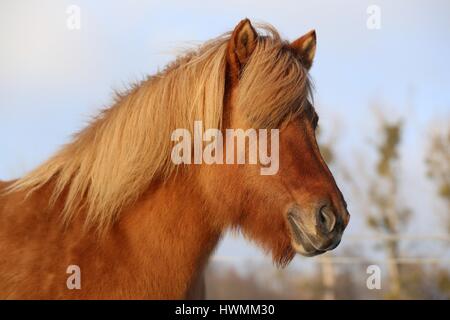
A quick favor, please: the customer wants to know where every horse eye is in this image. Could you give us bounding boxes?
[299,101,318,129]
[310,109,319,130]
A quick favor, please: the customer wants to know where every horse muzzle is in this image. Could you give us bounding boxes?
[287,204,347,257]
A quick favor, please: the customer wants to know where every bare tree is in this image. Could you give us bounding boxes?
[365,120,411,298]
[425,125,450,231]
[341,114,411,298]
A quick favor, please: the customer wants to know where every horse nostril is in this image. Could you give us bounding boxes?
[318,205,336,233]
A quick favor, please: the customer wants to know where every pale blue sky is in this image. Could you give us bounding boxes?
[1,0,449,267]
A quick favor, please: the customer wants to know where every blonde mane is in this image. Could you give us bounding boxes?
[9,24,312,231]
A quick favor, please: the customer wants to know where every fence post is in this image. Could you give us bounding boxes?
[320,255,336,300]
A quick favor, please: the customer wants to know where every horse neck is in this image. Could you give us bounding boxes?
[116,172,222,297]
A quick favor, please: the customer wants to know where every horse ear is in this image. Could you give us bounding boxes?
[291,30,316,70]
[227,19,258,75]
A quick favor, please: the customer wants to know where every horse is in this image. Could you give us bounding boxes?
[0,19,349,299]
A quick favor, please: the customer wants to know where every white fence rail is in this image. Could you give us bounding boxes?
[212,233,450,265]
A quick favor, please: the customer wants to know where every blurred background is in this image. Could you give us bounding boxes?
[0,0,449,299]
